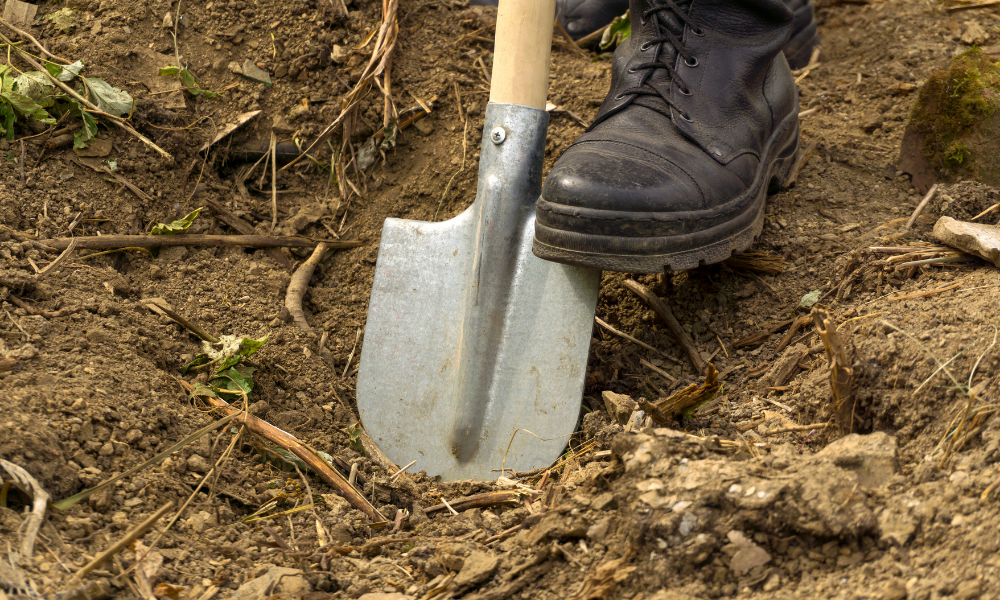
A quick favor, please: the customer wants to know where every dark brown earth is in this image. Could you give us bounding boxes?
[3,0,1000,599]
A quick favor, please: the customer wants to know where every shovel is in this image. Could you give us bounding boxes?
[357,0,601,481]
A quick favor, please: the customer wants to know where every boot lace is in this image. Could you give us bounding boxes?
[616,0,702,121]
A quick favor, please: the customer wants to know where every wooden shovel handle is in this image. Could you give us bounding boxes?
[489,0,557,109]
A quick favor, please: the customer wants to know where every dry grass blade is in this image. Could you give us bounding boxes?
[0,460,48,556]
[813,308,856,433]
[723,249,788,274]
[652,363,720,417]
[66,501,173,589]
[623,279,704,372]
[568,554,636,600]
[54,413,237,510]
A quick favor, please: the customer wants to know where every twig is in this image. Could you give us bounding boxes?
[575,22,613,47]
[18,139,25,186]
[972,202,1000,221]
[281,0,398,171]
[270,132,279,233]
[946,0,1000,11]
[45,234,360,250]
[342,328,361,378]
[286,243,329,332]
[188,385,385,522]
[888,281,962,302]
[623,279,704,372]
[425,489,538,515]
[554,20,588,58]
[141,299,219,343]
[0,16,71,63]
[453,81,465,124]
[905,183,939,229]
[66,501,174,588]
[203,198,293,271]
[440,497,459,516]
[0,31,172,160]
[8,296,80,318]
[35,238,77,279]
[595,317,682,364]
[389,460,416,481]
[639,358,677,383]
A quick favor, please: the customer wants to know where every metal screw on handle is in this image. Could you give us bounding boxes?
[490,127,506,144]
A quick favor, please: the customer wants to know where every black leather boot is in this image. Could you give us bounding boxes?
[533,0,800,273]
[784,0,820,69]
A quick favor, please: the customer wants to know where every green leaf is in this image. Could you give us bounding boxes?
[159,66,219,98]
[84,78,133,117]
[45,8,77,32]
[1,91,56,125]
[150,207,203,235]
[45,60,84,83]
[237,336,267,358]
[73,108,97,149]
[14,72,57,108]
[180,353,212,375]
[600,11,631,50]
[211,366,254,400]
[192,382,220,398]
[0,103,14,140]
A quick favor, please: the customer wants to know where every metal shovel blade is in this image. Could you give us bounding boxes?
[357,103,600,481]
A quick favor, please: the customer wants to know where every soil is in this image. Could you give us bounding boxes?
[2,0,1000,599]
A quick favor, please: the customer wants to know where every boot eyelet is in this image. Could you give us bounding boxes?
[691,27,705,36]
[684,56,699,68]
[679,87,692,96]
[640,42,652,51]
[627,67,636,73]
[614,93,626,101]
[679,112,694,122]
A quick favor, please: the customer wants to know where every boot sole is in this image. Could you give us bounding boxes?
[532,110,800,273]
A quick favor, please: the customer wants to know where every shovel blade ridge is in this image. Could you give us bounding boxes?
[357,103,600,480]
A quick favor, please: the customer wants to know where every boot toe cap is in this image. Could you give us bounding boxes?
[542,140,709,213]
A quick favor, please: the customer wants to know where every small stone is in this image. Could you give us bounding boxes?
[762,572,781,593]
[228,61,242,74]
[880,578,907,600]
[232,567,311,600]
[413,118,434,136]
[601,391,634,425]
[933,217,1000,267]
[955,579,983,600]
[815,431,899,489]
[162,12,173,28]
[862,110,884,133]
[962,21,989,45]
[726,531,771,574]
[98,442,114,457]
[586,517,612,542]
[358,594,413,600]
[330,44,348,64]
[453,551,499,589]
[186,454,211,473]
[240,59,272,85]
[590,492,616,511]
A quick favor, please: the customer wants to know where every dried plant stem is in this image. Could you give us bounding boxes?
[286,243,329,332]
[624,279,704,372]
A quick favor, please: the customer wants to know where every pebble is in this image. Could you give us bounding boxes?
[187,454,211,473]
